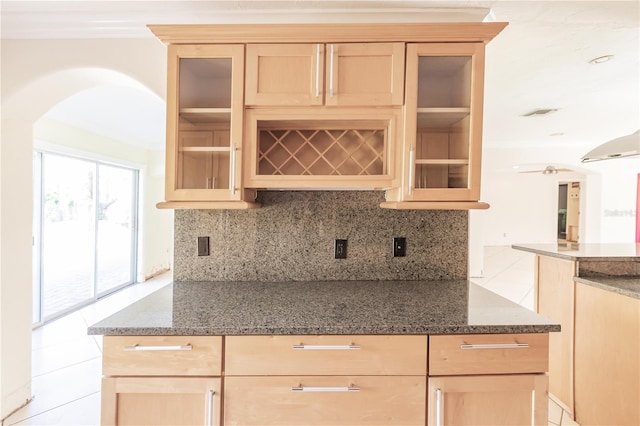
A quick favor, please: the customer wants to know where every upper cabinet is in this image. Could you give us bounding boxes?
[381,43,488,210]
[245,43,405,107]
[149,23,507,210]
[157,44,259,209]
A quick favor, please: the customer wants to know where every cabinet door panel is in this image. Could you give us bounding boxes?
[165,44,245,202]
[393,43,485,203]
[536,255,575,412]
[101,377,221,426]
[574,283,640,426]
[246,44,323,106]
[326,42,404,106]
[224,376,425,426]
[428,374,548,426]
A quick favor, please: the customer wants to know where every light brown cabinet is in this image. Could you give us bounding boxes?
[382,43,489,209]
[428,334,549,426]
[245,43,405,107]
[535,255,575,414]
[157,44,258,209]
[100,336,223,426]
[574,282,640,426]
[224,335,427,425]
[149,23,506,209]
[100,332,549,425]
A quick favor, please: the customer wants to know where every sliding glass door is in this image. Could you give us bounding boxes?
[33,151,138,324]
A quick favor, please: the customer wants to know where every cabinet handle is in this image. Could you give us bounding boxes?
[123,344,192,351]
[230,143,237,196]
[329,44,335,98]
[315,43,321,98]
[408,145,415,195]
[460,343,529,349]
[292,343,361,350]
[292,384,360,392]
[207,390,215,426]
[435,388,443,426]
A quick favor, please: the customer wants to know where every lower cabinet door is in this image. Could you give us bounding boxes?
[224,376,426,425]
[427,374,548,426]
[101,377,221,426]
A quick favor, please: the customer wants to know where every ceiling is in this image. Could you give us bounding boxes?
[1,1,639,163]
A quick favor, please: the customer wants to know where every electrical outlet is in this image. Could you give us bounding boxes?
[393,237,406,257]
[197,236,210,256]
[335,239,347,259]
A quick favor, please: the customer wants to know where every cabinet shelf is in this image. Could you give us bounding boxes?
[179,108,231,123]
[179,146,230,153]
[416,107,470,128]
[415,159,469,165]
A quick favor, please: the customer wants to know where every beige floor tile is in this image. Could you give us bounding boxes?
[32,335,101,377]
[561,410,581,426]
[4,358,101,424]
[548,397,563,425]
[8,392,100,426]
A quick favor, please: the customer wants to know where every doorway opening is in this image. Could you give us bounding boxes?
[557,181,581,243]
[32,150,139,325]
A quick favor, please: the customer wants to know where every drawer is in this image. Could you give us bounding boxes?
[429,333,549,375]
[225,335,427,376]
[224,375,426,425]
[103,335,222,376]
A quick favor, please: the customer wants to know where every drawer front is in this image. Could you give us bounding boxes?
[103,336,222,376]
[429,333,549,375]
[225,335,427,376]
[224,375,426,426]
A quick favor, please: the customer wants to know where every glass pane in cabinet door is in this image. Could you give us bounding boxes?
[415,55,472,190]
[177,58,232,190]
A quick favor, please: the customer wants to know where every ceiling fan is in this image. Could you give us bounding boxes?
[518,165,573,175]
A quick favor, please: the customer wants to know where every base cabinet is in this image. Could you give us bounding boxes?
[100,333,549,425]
[101,377,221,426]
[224,376,426,425]
[574,282,640,426]
[427,374,548,426]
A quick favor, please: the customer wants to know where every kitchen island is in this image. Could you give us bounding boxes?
[89,280,558,426]
[512,243,639,426]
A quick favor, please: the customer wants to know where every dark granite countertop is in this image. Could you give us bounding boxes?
[574,276,640,299]
[88,280,559,336]
[512,243,640,261]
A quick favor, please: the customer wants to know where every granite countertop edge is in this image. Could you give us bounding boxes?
[573,276,640,299]
[87,279,560,336]
[512,243,640,261]
[88,324,560,336]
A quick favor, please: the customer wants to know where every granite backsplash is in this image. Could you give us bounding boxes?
[173,191,468,281]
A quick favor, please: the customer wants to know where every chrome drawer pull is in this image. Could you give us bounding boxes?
[460,343,529,350]
[435,388,443,426]
[292,343,361,350]
[207,390,215,426]
[292,385,360,392]
[124,344,193,351]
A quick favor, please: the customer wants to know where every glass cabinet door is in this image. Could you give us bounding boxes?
[166,44,244,201]
[404,43,485,201]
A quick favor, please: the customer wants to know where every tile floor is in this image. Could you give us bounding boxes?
[4,246,579,425]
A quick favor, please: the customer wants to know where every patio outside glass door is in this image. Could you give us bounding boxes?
[33,151,138,324]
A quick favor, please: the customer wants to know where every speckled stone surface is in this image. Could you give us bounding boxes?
[174,191,468,282]
[574,276,640,299]
[88,280,559,336]
[512,243,640,261]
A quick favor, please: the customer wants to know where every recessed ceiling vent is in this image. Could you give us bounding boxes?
[522,108,559,117]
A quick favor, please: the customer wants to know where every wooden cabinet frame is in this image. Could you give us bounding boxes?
[148,23,508,209]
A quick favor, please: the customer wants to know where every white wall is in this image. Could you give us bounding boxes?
[0,38,171,418]
[472,145,638,249]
